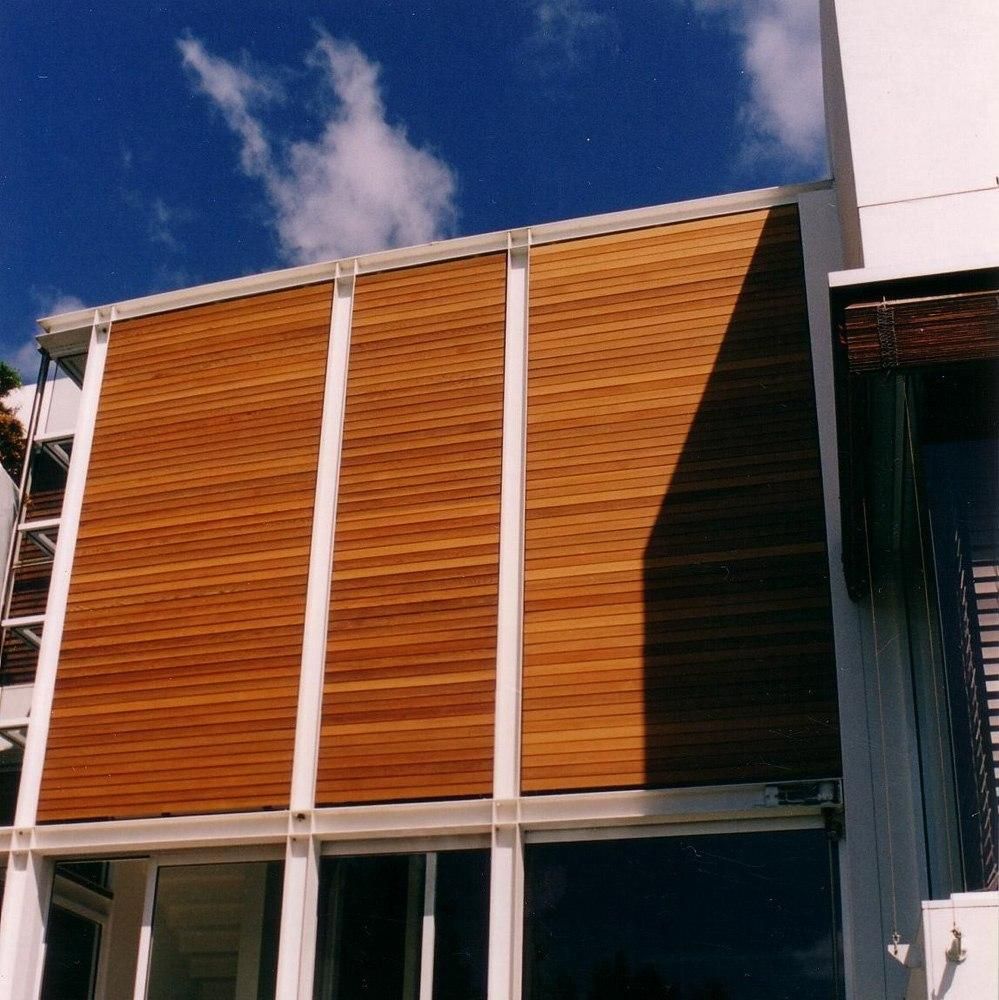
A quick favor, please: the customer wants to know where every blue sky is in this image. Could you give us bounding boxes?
[1,1,826,377]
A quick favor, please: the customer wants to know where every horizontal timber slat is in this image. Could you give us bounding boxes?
[318,253,506,806]
[522,204,840,794]
[39,282,332,822]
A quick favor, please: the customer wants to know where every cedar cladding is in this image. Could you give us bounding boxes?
[316,254,506,805]
[521,205,841,792]
[38,283,332,822]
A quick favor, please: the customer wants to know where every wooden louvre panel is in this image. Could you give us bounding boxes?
[38,283,332,822]
[522,205,840,793]
[317,254,506,805]
[842,288,999,373]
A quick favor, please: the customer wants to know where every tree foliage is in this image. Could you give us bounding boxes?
[0,362,27,481]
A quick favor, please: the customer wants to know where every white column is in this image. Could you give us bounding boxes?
[14,310,112,829]
[493,236,529,802]
[276,267,355,998]
[798,189,913,1000]
[0,311,112,1000]
[487,820,524,1000]
[129,861,158,1000]
[488,236,530,1000]
[0,851,53,1000]
[274,833,322,1000]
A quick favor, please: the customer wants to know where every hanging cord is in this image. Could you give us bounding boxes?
[861,498,902,946]
[901,384,961,924]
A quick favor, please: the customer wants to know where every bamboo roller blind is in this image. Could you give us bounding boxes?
[522,206,840,793]
[38,284,332,822]
[842,288,999,373]
[316,254,506,805]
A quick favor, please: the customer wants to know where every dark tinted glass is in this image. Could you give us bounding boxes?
[433,850,490,1000]
[315,854,425,1000]
[39,906,99,1000]
[524,830,842,1000]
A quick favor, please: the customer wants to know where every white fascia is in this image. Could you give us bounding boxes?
[34,180,832,345]
[830,253,999,290]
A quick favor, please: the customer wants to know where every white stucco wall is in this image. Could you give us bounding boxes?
[823,0,999,271]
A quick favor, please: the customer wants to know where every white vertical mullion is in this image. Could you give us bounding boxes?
[493,237,529,801]
[129,860,159,1000]
[277,267,355,999]
[487,822,524,1000]
[418,853,438,1000]
[0,311,111,1000]
[288,267,355,814]
[274,835,322,1000]
[797,190,905,1000]
[14,309,112,829]
[488,236,530,1000]
[0,851,54,1000]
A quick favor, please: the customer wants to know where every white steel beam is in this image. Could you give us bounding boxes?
[311,798,494,841]
[129,861,158,1000]
[12,309,110,831]
[0,851,53,1000]
[277,265,355,1000]
[28,809,289,857]
[273,831,322,1000]
[487,820,523,1000]
[36,182,831,342]
[418,853,438,1000]
[487,237,531,1000]
[798,188,902,1000]
[493,236,529,804]
[288,267,355,816]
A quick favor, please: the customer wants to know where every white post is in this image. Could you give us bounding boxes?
[0,851,53,1000]
[487,820,524,1000]
[493,236,529,802]
[129,861,159,1000]
[0,310,111,1000]
[14,309,111,829]
[276,267,355,998]
[488,236,530,1000]
[798,189,912,1000]
[273,833,322,1000]
[418,853,438,1000]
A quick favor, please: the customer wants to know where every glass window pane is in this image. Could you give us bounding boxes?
[314,850,491,1000]
[433,850,489,1000]
[314,854,425,1000]
[524,830,842,1000]
[39,906,100,1000]
[146,860,283,1000]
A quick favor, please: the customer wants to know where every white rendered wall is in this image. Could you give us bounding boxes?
[822,0,999,270]
[915,893,999,1000]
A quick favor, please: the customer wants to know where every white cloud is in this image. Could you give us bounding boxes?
[148,198,184,250]
[178,32,458,264]
[527,1,617,69]
[686,0,827,172]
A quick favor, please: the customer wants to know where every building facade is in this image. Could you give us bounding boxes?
[0,2,996,998]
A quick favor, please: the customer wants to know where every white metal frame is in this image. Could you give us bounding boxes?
[34,181,831,346]
[798,188,923,1000]
[0,309,112,1000]
[276,263,357,1000]
[0,185,859,1000]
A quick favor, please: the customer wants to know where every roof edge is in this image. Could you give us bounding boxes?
[37,179,832,344]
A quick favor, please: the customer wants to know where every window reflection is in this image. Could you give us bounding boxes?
[524,830,842,1000]
[146,861,283,1000]
[314,849,489,1000]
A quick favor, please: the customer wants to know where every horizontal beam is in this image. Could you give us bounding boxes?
[36,180,832,348]
[16,783,839,856]
[25,809,292,856]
